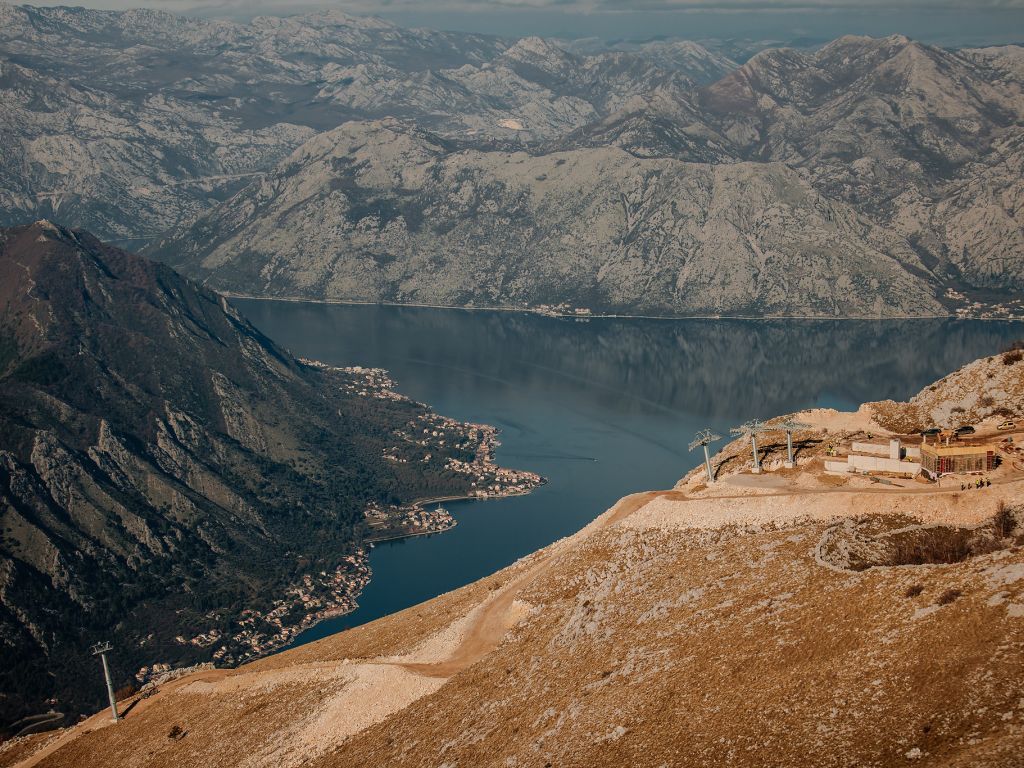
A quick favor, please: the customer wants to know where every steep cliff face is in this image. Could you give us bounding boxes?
[0,221,528,726]
[151,119,944,318]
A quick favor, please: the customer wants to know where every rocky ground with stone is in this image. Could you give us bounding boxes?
[5,353,1023,768]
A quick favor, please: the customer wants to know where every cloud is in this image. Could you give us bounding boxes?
[17,0,1024,11]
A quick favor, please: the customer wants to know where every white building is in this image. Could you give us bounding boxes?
[824,439,922,476]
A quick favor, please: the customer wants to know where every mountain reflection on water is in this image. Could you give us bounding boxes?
[234,300,1023,647]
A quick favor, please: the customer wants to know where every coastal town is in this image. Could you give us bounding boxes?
[946,288,1024,321]
[301,360,415,403]
[363,501,456,541]
[128,363,543,684]
[530,303,594,319]
[132,551,373,682]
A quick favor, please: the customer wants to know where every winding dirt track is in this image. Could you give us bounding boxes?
[16,471,1022,766]
[400,491,663,678]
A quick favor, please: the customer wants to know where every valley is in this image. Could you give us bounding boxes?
[2,3,1024,763]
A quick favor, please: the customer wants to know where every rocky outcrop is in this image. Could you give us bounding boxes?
[870,346,1024,431]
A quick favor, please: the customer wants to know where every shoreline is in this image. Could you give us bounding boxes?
[224,292,1024,323]
[245,482,547,663]
[408,481,548,509]
[365,519,458,544]
[366,482,549,543]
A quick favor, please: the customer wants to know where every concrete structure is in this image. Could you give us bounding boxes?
[920,443,996,476]
[850,440,902,458]
[824,438,922,477]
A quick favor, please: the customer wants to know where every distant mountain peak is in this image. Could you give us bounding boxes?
[500,35,577,69]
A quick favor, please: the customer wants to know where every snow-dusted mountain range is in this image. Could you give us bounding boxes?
[2,4,1023,316]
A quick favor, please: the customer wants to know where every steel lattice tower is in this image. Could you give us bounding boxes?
[730,419,770,474]
[688,429,722,483]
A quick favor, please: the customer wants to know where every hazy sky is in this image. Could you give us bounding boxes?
[17,1,1024,46]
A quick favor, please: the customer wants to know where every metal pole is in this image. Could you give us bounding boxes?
[703,443,713,483]
[786,430,795,466]
[100,652,119,722]
[751,434,761,473]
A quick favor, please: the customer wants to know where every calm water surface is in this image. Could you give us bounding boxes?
[232,300,1023,648]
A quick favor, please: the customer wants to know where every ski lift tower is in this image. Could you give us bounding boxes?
[91,641,119,723]
[730,419,770,474]
[688,428,722,484]
[778,418,811,468]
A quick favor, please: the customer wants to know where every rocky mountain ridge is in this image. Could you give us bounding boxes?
[0,221,535,727]
[148,33,1024,318]
[3,6,1023,317]
[0,3,733,243]
[152,119,947,318]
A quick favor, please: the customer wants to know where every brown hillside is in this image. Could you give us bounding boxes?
[6,362,1024,768]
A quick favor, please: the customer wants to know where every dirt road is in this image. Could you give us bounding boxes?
[401,491,663,678]
[16,473,1022,766]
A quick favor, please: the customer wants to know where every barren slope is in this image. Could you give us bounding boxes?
[870,344,1024,432]
[151,119,944,318]
[10,355,1024,768]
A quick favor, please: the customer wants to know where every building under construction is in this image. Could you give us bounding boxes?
[920,442,996,476]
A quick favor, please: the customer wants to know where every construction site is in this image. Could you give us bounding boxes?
[694,404,1017,491]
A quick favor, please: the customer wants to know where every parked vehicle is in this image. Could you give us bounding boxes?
[998,420,1015,431]
[955,425,976,435]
